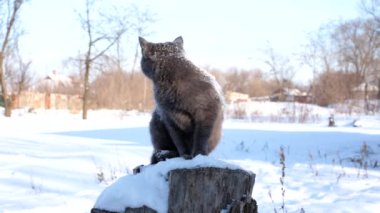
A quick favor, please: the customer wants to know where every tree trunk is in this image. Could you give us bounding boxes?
[0,1,23,118]
[168,167,256,213]
[0,53,12,117]
[364,82,369,115]
[377,79,380,114]
[82,56,91,120]
[4,97,12,117]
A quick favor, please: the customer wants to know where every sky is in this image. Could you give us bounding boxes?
[17,0,362,83]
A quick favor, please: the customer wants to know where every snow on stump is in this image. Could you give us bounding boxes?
[91,156,257,213]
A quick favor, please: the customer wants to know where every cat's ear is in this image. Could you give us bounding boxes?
[139,37,156,60]
[173,36,183,46]
[139,36,149,50]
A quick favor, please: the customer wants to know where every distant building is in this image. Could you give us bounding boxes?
[10,71,82,111]
[38,71,73,94]
[270,88,312,103]
[352,82,379,99]
[12,91,82,112]
[225,91,250,103]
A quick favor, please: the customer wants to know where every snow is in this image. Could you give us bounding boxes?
[1,107,380,213]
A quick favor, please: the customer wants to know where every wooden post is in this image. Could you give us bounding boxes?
[168,167,256,212]
[91,167,257,213]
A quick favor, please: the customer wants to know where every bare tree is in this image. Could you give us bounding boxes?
[361,0,380,23]
[313,70,357,107]
[91,68,154,110]
[264,44,296,90]
[208,67,271,98]
[126,6,154,111]
[303,25,337,78]
[332,18,380,113]
[302,24,337,103]
[302,16,380,111]
[361,0,380,103]
[78,0,129,119]
[0,0,25,117]
[129,6,155,73]
[6,41,33,96]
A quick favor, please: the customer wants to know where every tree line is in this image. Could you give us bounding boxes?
[0,0,153,118]
[1,0,380,118]
[304,1,380,113]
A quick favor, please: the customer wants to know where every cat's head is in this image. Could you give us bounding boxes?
[138,36,184,61]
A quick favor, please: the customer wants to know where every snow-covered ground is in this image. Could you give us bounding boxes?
[1,108,380,213]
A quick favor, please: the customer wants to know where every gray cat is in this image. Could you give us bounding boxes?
[139,36,224,164]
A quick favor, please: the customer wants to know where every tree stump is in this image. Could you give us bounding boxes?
[91,166,257,213]
[168,167,256,212]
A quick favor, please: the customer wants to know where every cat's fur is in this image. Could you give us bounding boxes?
[139,36,224,164]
